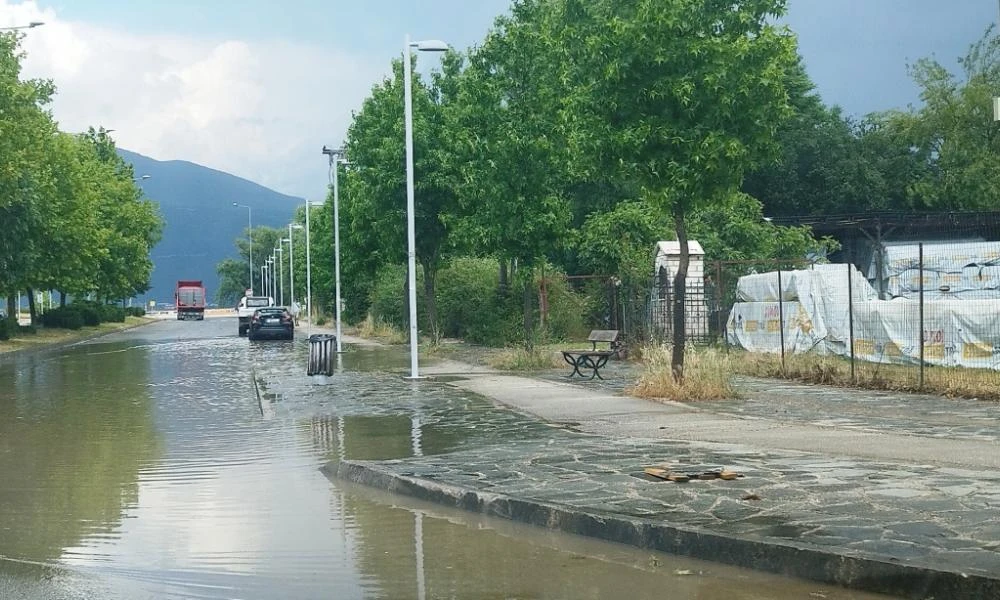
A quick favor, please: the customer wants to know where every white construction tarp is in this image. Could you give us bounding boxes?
[736,264,877,304]
[882,242,1000,299]
[728,272,1000,370]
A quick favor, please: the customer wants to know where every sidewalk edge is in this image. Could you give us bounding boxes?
[322,459,1000,600]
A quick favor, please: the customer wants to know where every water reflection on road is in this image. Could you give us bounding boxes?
[0,318,891,599]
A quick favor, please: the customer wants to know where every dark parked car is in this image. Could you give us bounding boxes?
[248,307,294,341]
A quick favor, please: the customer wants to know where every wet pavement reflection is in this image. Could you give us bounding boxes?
[0,318,892,599]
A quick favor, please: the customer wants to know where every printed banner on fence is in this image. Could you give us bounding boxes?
[729,279,1000,370]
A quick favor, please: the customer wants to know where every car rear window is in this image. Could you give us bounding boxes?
[246,298,270,307]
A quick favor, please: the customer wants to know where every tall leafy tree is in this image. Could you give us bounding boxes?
[884,26,1000,209]
[0,32,56,316]
[550,0,800,380]
[341,55,464,339]
[452,1,573,343]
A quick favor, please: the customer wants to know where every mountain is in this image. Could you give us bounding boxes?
[119,149,305,304]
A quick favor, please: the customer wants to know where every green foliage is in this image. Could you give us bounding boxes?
[0,34,162,307]
[39,306,84,330]
[882,26,1000,209]
[742,61,929,217]
[0,317,11,341]
[577,201,673,284]
[367,265,407,330]
[434,258,521,345]
[125,307,146,318]
[76,304,101,327]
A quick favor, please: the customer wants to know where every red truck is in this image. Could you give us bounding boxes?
[175,280,206,321]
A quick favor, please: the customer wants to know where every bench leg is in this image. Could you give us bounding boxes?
[563,353,584,378]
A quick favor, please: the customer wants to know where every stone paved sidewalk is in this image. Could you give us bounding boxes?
[288,343,1000,597]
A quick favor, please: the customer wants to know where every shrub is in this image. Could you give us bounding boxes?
[98,305,126,323]
[0,317,11,341]
[435,258,522,346]
[367,264,407,330]
[125,306,146,317]
[40,306,84,330]
[76,304,101,326]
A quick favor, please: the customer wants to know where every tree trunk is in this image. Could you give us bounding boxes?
[421,260,439,344]
[522,268,534,351]
[671,207,689,384]
[60,291,67,307]
[6,296,15,321]
[26,288,37,324]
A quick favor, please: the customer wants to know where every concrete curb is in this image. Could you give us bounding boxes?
[323,459,1000,600]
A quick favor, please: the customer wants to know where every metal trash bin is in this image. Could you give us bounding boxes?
[308,334,337,376]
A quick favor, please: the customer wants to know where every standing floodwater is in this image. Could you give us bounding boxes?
[0,318,892,599]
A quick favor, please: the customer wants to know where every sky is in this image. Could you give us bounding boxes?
[0,0,997,201]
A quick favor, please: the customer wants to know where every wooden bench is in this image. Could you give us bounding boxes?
[561,330,621,380]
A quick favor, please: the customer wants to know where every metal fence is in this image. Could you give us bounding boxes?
[718,243,1000,396]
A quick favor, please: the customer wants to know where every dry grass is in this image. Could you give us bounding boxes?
[731,350,1000,401]
[628,345,739,401]
[487,345,563,371]
[356,315,408,345]
[0,317,152,354]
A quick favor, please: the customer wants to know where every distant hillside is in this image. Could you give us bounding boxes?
[119,149,305,304]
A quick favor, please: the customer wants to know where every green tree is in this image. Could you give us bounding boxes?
[216,225,285,305]
[0,32,56,317]
[884,26,1000,209]
[79,128,162,302]
[452,2,573,344]
[551,0,800,380]
[341,55,465,339]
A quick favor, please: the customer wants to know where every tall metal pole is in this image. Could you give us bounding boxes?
[277,247,284,306]
[248,208,253,294]
[288,226,295,305]
[306,202,312,325]
[333,157,343,353]
[404,34,421,379]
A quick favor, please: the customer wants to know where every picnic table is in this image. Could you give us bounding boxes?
[561,330,621,380]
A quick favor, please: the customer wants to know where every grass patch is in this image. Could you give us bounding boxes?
[730,350,1000,401]
[356,315,407,345]
[0,316,153,354]
[628,345,738,401]
[487,345,563,371]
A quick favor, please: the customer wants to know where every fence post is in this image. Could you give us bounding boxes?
[716,260,725,350]
[848,262,855,384]
[777,268,786,374]
[919,242,925,390]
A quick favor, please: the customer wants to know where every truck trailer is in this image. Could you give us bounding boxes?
[175,280,206,321]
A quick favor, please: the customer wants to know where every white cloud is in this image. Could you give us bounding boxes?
[2,1,381,199]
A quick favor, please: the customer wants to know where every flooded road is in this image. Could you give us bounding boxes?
[0,318,893,599]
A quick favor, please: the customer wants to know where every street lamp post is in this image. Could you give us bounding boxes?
[234,203,253,294]
[322,146,349,353]
[0,21,44,31]
[305,201,323,327]
[403,35,449,379]
[276,246,285,306]
[289,224,303,307]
